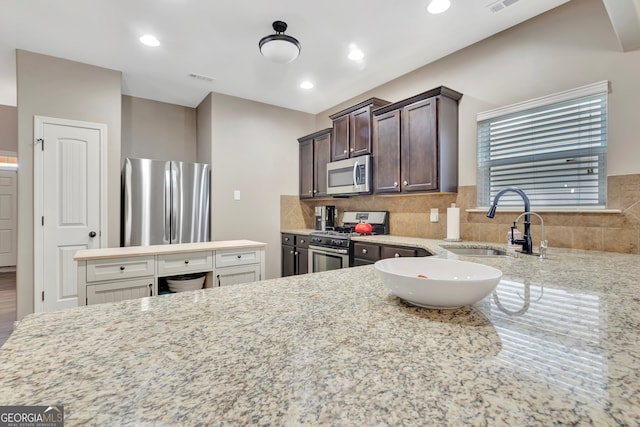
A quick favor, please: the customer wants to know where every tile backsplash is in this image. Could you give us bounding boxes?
[281,173,640,254]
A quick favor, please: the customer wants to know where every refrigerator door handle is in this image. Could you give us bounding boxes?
[170,165,179,243]
[164,167,172,243]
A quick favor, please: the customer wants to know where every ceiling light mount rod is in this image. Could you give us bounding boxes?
[259,20,301,64]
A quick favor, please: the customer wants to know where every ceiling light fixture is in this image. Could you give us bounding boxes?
[139,34,160,47]
[300,81,314,89]
[259,21,301,63]
[348,48,364,61]
[427,0,451,14]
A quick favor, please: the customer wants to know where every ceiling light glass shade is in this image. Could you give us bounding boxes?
[259,21,301,63]
[427,0,451,14]
[348,48,364,61]
[139,34,160,47]
[300,81,314,89]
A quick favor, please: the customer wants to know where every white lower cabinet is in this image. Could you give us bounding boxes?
[86,278,156,305]
[214,248,263,288]
[216,264,261,287]
[77,245,266,306]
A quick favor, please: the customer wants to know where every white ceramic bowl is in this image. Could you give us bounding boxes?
[166,276,205,293]
[374,257,502,309]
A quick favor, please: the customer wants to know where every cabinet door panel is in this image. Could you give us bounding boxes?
[373,110,401,193]
[216,264,261,287]
[332,115,349,161]
[314,132,331,197]
[86,277,155,305]
[351,106,372,156]
[402,98,438,192]
[299,139,314,198]
[297,248,309,275]
[282,244,296,277]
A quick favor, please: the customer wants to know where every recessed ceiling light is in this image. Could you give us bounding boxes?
[427,0,451,14]
[139,34,160,47]
[300,81,314,89]
[348,48,365,61]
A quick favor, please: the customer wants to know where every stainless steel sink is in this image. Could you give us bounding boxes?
[443,246,509,257]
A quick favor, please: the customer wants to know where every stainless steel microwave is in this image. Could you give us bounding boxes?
[326,154,372,196]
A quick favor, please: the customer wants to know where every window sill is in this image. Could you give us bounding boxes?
[468,208,623,214]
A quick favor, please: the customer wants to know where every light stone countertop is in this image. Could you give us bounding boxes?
[74,239,267,260]
[2,237,640,425]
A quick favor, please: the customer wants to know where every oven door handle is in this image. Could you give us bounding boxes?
[309,245,349,255]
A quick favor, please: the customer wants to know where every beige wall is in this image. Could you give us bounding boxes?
[196,93,213,165]
[16,50,122,319]
[316,0,640,185]
[209,93,315,279]
[121,95,197,162]
[0,105,17,152]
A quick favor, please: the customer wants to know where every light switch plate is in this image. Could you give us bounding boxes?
[430,208,439,222]
[234,190,241,201]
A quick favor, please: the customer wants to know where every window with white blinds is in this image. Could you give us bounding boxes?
[477,81,608,208]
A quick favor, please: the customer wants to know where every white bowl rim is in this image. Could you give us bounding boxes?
[374,257,502,281]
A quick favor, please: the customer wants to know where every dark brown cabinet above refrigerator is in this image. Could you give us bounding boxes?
[329,98,390,161]
[298,128,332,199]
[372,86,463,194]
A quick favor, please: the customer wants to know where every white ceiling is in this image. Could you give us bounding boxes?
[0,0,582,114]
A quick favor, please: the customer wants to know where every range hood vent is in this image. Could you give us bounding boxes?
[487,0,520,13]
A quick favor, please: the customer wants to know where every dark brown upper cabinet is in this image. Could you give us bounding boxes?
[329,98,390,161]
[298,128,332,199]
[372,86,462,194]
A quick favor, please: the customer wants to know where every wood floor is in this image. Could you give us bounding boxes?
[0,271,17,347]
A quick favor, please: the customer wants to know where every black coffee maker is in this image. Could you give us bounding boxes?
[314,206,336,231]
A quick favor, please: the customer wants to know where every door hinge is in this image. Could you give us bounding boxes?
[41,216,44,226]
[41,291,44,302]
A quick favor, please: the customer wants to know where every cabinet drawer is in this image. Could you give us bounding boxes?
[382,246,419,259]
[353,242,381,262]
[216,248,262,268]
[157,251,213,276]
[87,256,155,282]
[282,233,294,246]
[295,234,310,249]
[86,277,155,305]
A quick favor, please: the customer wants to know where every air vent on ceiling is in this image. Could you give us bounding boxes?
[487,0,520,13]
[188,73,216,83]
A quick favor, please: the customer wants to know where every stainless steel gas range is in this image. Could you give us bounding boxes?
[308,211,389,273]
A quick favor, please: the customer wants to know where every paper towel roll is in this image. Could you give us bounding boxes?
[447,204,460,240]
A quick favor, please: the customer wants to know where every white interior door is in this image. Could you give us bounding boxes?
[0,170,17,267]
[34,116,106,312]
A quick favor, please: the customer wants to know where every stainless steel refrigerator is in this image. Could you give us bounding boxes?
[122,157,210,246]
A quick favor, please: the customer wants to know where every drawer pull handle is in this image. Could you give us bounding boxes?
[237,255,242,259]
[395,253,400,258]
[362,248,368,254]
[149,283,153,296]
[120,266,125,271]
[184,260,189,264]
[217,274,221,287]
[300,239,305,243]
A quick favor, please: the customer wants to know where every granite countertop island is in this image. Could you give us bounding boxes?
[1,238,639,425]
